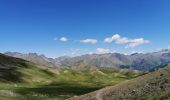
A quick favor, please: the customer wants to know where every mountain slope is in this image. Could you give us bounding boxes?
[0,53,60,83]
[0,53,31,82]
[4,52,57,68]
[69,66,170,100]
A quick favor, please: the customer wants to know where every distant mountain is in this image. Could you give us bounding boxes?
[53,49,170,70]
[69,65,170,100]
[4,52,57,68]
[4,49,170,71]
[54,53,132,68]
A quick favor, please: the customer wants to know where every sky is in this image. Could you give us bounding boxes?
[0,0,170,58]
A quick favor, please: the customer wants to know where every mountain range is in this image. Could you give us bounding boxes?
[0,53,142,99]
[4,49,170,71]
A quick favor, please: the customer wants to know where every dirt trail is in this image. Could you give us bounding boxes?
[95,89,103,100]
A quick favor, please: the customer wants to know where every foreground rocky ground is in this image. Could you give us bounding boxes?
[69,66,170,100]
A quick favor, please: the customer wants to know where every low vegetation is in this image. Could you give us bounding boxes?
[0,54,144,100]
[70,66,170,100]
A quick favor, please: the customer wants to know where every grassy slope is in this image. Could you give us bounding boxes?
[70,66,170,100]
[0,54,143,100]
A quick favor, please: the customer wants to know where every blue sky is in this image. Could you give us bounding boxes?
[0,0,170,58]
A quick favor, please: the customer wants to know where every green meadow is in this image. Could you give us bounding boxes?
[0,63,144,100]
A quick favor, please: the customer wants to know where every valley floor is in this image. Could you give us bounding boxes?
[0,67,141,100]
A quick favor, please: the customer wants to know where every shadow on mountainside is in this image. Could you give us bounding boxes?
[0,54,29,82]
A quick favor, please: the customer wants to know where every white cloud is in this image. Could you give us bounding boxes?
[104,34,125,43]
[104,34,150,48]
[59,37,68,42]
[96,48,110,54]
[125,38,150,48]
[88,52,93,54]
[54,37,68,42]
[80,39,97,44]
[168,45,170,49]
[131,51,143,54]
[71,52,75,55]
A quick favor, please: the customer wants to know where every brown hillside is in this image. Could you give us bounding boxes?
[69,66,170,100]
